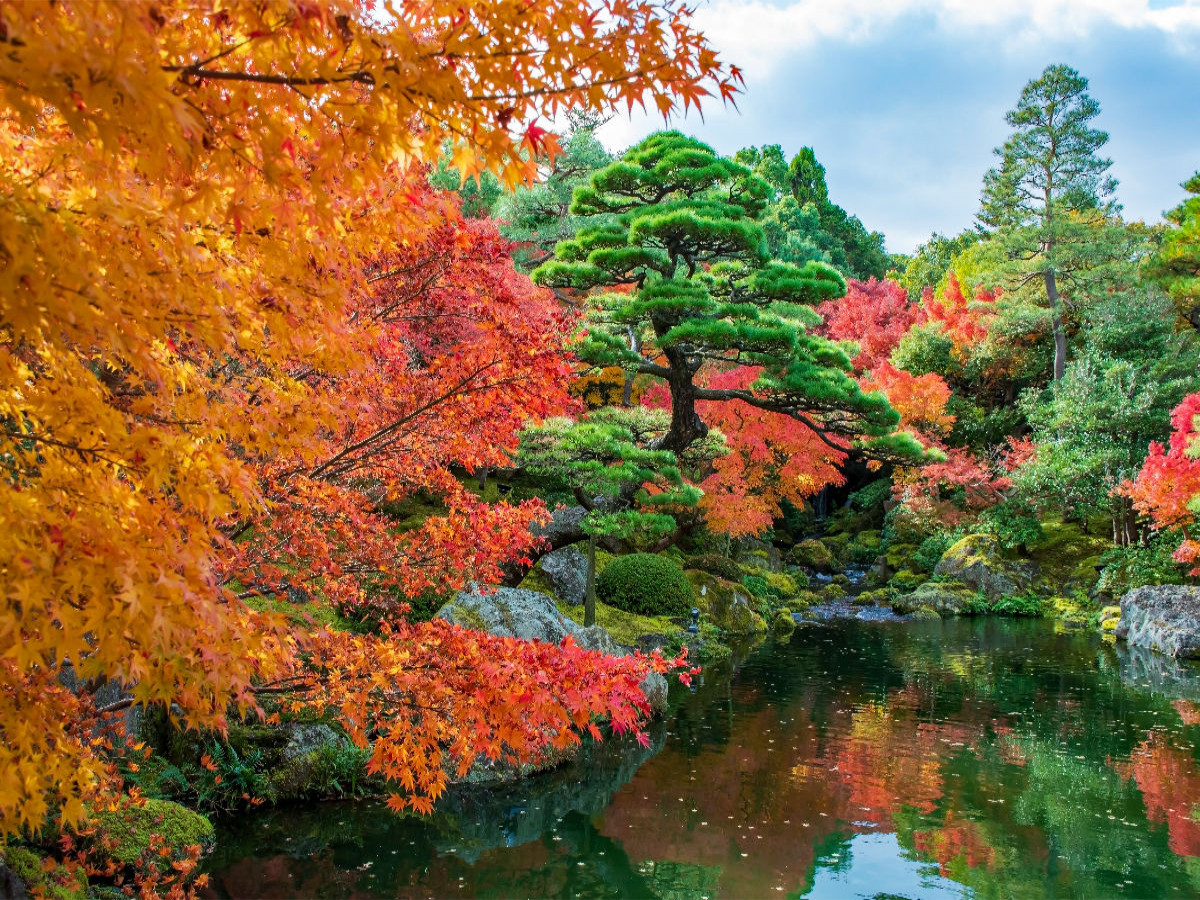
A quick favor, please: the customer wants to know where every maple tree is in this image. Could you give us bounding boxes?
[1121,392,1200,573]
[815,277,926,371]
[0,0,738,836]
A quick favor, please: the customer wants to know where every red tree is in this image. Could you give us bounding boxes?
[816,277,925,371]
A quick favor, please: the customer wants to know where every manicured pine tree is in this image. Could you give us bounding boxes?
[518,407,701,626]
[533,131,924,462]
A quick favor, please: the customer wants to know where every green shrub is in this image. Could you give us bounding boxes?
[912,533,954,574]
[849,479,892,511]
[786,569,811,589]
[888,569,927,592]
[686,553,742,582]
[978,501,1044,551]
[596,553,694,617]
[1097,536,1190,596]
[764,571,800,598]
[991,592,1046,617]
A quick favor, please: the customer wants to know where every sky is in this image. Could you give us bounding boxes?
[593,0,1200,254]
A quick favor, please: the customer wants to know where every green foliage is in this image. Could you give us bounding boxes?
[685,553,742,582]
[889,569,928,593]
[977,501,1045,551]
[849,478,892,511]
[1145,171,1200,329]
[991,592,1047,617]
[891,324,959,379]
[820,583,846,602]
[89,799,214,869]
[596,553,695,617]
[899,229,983,297]
[772,610,797,636]
[912,533,955,574]
[1096,536,1192,596]
[533,131,918,461]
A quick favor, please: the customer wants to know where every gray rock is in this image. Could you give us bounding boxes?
[436,587,669,716]
[0,861,27,900]
[934,534,1034,601]
[530,505,588,549]
[539,545,589,606]
[1116,585,1200,659]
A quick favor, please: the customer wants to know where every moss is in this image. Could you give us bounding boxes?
[855,588,893,606]
[1099,605,1122,632]
[786,596,812,612]
[686,553,742,582]
[89,799,214,869]
[516,566,556,598]
[909,606,941,621]
[241,592,367,634]
[772,610,797,637]
[2,847,87,900]
[820,583,846,602]
[885,542,920,570]
[785,539,833,572]
[556,599,680,647]
[453,604,489,632]
[888,568,928,592]
[727,602,768,635]
[831,573,851,587]
[1027,516,1111,595]
[763,571,800,598]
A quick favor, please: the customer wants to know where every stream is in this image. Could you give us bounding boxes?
[202,618,1200,899]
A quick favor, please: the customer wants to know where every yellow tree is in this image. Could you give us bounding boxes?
[0,0,737,834]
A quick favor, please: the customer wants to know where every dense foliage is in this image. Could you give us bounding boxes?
[596,554,695,617]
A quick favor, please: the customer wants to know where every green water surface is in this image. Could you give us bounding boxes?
[202,618,1200,899]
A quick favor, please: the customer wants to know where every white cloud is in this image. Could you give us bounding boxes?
[689,0,1200,78]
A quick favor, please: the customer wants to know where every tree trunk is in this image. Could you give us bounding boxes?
[585,532,597,627]
[1044,268,1067,381]
[658,347,708,452]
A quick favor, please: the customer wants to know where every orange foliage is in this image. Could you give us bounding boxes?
[0,0,733,834]
[860,362,955,440]
[924,273,1001,356]
[695,368,846,537]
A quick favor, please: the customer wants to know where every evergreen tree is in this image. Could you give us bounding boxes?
[533,131,924,462]
[493,110,614,271]
[517,407,701,625]
[979,63,1119,381]
[1145,171,1200,330]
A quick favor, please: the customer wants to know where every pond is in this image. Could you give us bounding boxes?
[202,618,1200,899]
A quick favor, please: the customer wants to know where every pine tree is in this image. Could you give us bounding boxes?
[979,64,1119,381]
[1145,172,1200,331]
[533,131,924,462]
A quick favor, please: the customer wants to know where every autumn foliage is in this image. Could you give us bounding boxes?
[0,0,735,836]
[924,273,1001,356]
[816,277,926,370]
[1122,392,1200,572]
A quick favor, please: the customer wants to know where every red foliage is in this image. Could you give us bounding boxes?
[816,277,925,371]
[893,448,1011,526]
[694,367,847,537]
[1121,392,1200,573]
[1116,732,1200,857]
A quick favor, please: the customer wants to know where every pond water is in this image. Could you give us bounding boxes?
[202,619,1200,899]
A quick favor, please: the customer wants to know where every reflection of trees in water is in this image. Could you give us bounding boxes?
[204,622,1200,899]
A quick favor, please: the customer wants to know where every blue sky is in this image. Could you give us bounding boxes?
[595,0,1200,254]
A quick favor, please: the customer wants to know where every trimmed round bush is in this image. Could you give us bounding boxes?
[596,553,694,617]
[685,553,743,582]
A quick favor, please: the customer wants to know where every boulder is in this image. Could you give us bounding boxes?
[934,534,1034,601]
[437,587,667,714]
[734,537,782,572]
[530,505,588,549]
[684,571,768,635]
[270,722,352,798]
[786,539,834,573]
[538,545,589,606]
[1115,585,1200,659]
[892,580,979,617]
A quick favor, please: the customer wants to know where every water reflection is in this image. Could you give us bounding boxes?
[203,619,1200,899]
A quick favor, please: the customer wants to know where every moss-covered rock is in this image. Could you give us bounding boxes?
[1100,605,1122,632]
[845,529,883,564]
[820,583,846,603]
[934,534,1034,601]
[1,846,87,900]
[772,610,797,637]
[854,588,894,607]
[685,553,742,582]
[909,606,941,621]
[831,573,851,587]
[892,580,980,617]
[89,799,214,869]
[785,539,834,573]
[1026,517,1111,596]
[684,570,767,634]
[819,533,852,565]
